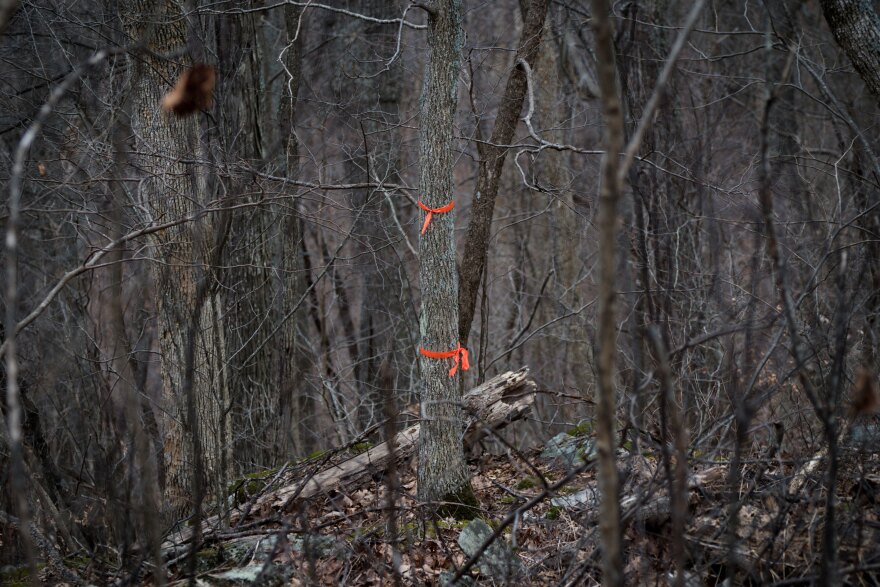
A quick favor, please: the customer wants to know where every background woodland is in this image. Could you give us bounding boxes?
[1,0,880,584]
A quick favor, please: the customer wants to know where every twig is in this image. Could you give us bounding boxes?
[200,1,426,29]
[4,46,113,586]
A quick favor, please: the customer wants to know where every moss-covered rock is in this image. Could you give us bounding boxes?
[566,420,593,437]
[226,468,281,506]
[540,432,596,469]
[0,563,45,586]
[456,518,522,581]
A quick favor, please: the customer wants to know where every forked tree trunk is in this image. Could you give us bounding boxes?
[416,0,474,513]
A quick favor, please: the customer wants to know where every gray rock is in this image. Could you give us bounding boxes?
[205,562,293,586]
[223,536,268,564]
[222,532,340,565]
[540,432,596,468]
[440,570,476,586]
[848,423,880,452]
[291,533,339,558]
[550,487,600,510]
[200,533,340,586]
[665,570,703,587]
[457,518,522,582]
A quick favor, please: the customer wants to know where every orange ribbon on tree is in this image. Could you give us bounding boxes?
[418,199,455,234]
[420,343,470,376]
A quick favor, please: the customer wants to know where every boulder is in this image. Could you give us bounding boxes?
[457,518,521,582]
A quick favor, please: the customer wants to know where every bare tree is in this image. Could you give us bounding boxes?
[1,1,879,584]
[590,1,625,583]
[457,0,550,347]
[415,0,475,514]
[124,0,230,518]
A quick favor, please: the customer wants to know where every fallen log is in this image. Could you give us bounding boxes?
[261,368,537,510]
[163,369,536,552]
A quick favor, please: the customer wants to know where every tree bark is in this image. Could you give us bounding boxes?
[820,0,880,100]
[278,5,313,460]
[125,0,230,519]
[87,154,164,581]
[416,0,474,513]
[536,3,592,402]
[765,1,808,214]
[0,0,18,39]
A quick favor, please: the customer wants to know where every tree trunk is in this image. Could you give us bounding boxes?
[457,0,551,347]
[591,0,625,584]
[416,0,474,514]
[124,0,230,519]
[532,2,593,407]
[766,1,808,214]
[86,181,164,579]
[820,0,880,100]
[278,5,313,460]
[218,2,310,470]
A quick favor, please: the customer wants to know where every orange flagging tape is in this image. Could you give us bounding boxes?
[420,343,470,376]
[418,199,455,234]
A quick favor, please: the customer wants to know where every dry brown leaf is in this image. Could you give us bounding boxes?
[161,64,216,116]
[851,366,879,416]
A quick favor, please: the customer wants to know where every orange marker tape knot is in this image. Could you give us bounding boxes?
[418,199,455,234]
[420,343,470,376]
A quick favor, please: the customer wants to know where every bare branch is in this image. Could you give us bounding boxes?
[201,1,427,30]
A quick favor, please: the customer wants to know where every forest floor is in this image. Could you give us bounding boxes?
[130,423,880,587]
